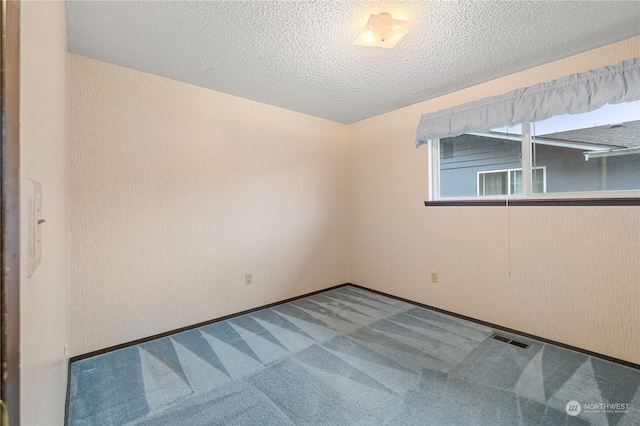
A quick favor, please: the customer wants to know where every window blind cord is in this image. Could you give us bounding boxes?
[532,122,537,193]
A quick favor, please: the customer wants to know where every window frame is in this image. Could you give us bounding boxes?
[427,122,640,203]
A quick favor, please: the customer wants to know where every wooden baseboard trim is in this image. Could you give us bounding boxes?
[69,281,640,369]
[69,283,351,363]
[346,283,640,370]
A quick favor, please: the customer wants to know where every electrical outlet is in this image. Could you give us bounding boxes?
[431,272,438,283]
[246,274,252,285]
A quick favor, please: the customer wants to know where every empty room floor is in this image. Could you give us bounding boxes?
[67,285,640,425]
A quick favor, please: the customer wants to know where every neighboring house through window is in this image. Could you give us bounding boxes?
[430,101,640,201]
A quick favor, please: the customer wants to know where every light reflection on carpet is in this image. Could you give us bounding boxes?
[67,286,640,426]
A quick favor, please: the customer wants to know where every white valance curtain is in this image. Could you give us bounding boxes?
[415,58,640,146]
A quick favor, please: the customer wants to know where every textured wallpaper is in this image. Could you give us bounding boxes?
[69,54,350,356]
[70,38,640,365]
[349,37,640,364]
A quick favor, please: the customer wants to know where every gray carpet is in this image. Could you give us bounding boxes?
[67,286,640,425]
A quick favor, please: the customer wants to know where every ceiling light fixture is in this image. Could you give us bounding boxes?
[354,12,414,49]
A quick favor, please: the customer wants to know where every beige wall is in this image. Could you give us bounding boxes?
[69,54,350,356]
[20,1,70,424]
[70,36,639,366]
[349,36,640,364]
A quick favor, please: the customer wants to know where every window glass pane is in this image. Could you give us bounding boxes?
[532,167,545,193]
[439,131,522,198]
[479,171,508,195]
[532,101,640,193]
[510,170,522,195]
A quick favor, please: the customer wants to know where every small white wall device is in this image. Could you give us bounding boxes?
[28,179,44,277]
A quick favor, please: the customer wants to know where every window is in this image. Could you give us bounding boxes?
[429,101,640,201]
[530,102,640,195]
[477,167,545,196]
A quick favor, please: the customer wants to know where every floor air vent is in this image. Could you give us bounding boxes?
[509,340,530,349]
[491,334,511,343]
[491,333,530,349]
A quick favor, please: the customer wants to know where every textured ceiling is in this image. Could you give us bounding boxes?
[66,1,640,124]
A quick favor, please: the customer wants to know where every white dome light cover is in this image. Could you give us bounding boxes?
[354,12,414,49]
